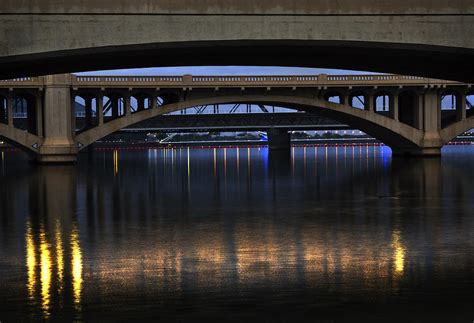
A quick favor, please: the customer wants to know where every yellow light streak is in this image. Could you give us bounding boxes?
[25,222,36,303]
[392,230,405,275]
[71,228,83,310]
[39,227,52,319]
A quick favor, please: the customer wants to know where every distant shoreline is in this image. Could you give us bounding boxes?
[1,137,472,151]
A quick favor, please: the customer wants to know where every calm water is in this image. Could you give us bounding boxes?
[1,145,474,322]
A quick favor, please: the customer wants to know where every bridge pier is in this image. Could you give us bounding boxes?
[35,74,77,164]
[392,89,443,157]
[267,128,290,151]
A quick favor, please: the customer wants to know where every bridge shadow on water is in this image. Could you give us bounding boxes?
[0,146,473,322]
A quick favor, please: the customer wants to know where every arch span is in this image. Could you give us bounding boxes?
[75,95,424,151]
[440,116,474,144]
[0,123,43,153]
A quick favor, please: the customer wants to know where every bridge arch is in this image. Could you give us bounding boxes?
[76,94,425,152]
[440,115,474,144]
[0,123,43,153]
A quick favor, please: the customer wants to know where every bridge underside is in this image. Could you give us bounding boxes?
[2,41,474,82]
[2,0,474,81]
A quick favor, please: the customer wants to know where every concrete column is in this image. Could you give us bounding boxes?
[343,93,350,106]
[424,90,441,132]
[111,97,119,118]
[392,89,443,157]
[151,94,157,109]
[456,91,467,121]
[415,92,424,130]
[7,94,13,126]
[137,96,145,112]
[418,89,442,155]
[267,128,290,151]
[36,74,77,164]
[0,98,5,123]
[97,94,104,125]
[85,96,93,127]
[389,92,399,121]
[124,94,131,115]
[365,93,374,112]
[36,93,43,137]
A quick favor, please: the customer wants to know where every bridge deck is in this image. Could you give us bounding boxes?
[0,74,466,90]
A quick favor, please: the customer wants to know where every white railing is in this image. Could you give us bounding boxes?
[0,74,463,89]
[0,76,40,84]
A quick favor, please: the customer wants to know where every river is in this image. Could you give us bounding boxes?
[0,145,473,322]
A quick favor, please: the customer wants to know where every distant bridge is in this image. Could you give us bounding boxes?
[0,73,473,163]
[108,113,350,133]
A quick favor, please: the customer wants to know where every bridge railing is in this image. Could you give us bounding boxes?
[0,74,464,89]
[0,76,43,87]
[71,73,460,88]
[73,76,184,86]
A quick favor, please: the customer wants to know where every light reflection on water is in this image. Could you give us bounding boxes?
[71,227,83,312]
[23,220,83,320]
[1,145,474,321]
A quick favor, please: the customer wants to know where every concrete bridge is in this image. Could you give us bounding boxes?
[0,1,474,82]
[0,73,473,163]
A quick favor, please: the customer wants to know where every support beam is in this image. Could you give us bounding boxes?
[389,92,399,121]
[36,93,43,137]
[267,128,290,151]
[415,92,424,130]
[124,95,131,116]
[456,91,467,121]
[342,93,350,106]
[7,95,13,126]
[85,96,93,127]
[111,97,119,118]
[97,94,104,125]
[137,96,145,112]
[36,74,77,164]
[365,93,374,112]
[0,98,5,123]
[425,90,441,132]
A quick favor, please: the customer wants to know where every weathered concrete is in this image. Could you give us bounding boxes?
[36,74,77,163]
[1,1,474,81]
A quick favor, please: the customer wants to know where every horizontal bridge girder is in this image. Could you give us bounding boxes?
[116,113,347,132]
